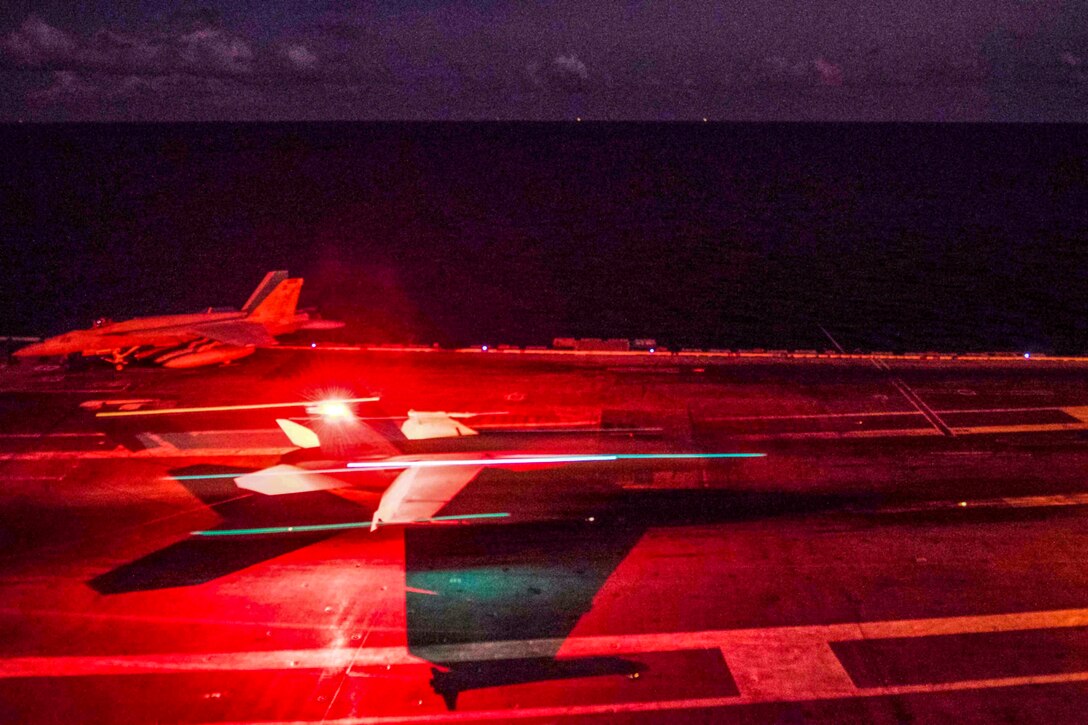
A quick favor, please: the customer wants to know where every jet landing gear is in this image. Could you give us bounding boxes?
[104,347,140,371]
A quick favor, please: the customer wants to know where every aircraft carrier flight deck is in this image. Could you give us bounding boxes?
[2,345,1088,723]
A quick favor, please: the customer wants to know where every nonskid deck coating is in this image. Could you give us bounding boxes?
[2,350,1088,722]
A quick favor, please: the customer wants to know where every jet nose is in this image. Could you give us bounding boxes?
[13,342,49,358]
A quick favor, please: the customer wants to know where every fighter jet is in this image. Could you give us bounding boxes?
[15,271,342,369]
[227,404,762,531]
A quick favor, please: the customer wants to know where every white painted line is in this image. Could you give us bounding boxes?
[1064,406,1088,423]
[0,389,132,394]
[725,422,1086,440]
[0,607,369,632]
[877,492,1088,514]
[705,405,1078,422]
[818,324,847,354]
[5,606,1088,684]
[0,432,104,438]
[10,608,1088,723]
[136,433,177,450]
[79,399,157,410]
[931,451,990,455]
[953,424,1086,436]
[726,640,856,700]
[276,345,1088,364]
[729,429,941,440]
[0,447,294,461]
[885,371,953,437]
[703,410,922,422]
[0,648,426,678]
[199,670,1088,723]
[941,406,1070,414]
[95,397,381,418]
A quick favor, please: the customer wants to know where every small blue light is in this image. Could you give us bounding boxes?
[649,348,655,354]
[1024,352,1031,359]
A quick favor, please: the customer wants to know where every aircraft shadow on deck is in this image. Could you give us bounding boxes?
[402,481,860,709]
[89,464,375,594]
[88,464,858,708]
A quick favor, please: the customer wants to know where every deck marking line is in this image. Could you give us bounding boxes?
[0,447,294,460]
[0,432,105,438]
[1063,407,1088,423]
[871,492,1088,514]
[199,670,1088,724]
[818,324,847,354]
[95,397,381,418]
[7,606,1084,679]
[705,405,1078,422]
[725,640,856,699]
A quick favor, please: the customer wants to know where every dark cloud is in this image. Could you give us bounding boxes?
[27,69,93,102]
[1,2,1085,120]
[3,15,76,66]
[983,1,1088,121]
[282,43,317,70]
[744,55,845,88]
[2,15,262,78]
[2,14,334,119]
[528,53,589,93]
[165,5,224,33]
[813,57,843,86]
[176,28,253,75]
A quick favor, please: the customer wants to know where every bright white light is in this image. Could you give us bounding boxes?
[1024,352,1031,359]
[310,342,317,348]
[649,348,655,354]
[311,400,355,422]
[481,345,489,351]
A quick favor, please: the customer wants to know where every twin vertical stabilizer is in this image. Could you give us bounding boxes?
[242,271,290,313]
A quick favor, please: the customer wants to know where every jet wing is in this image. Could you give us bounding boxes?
[272,415,400,458]
[373,463,484,528]
[401,410,479,439]
[235,464,347,496]
[187,320,278,347]
[233,457,482,524]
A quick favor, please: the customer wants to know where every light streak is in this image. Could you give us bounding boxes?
[172,468,358,481]
[96,396,380,418]
[345,454,618,469]
[612,453,766,460]
[169,451,766,481]
[346,452,765,469]
[191,512,510,536]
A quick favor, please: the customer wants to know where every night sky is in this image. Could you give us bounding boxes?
[1,1,1086,122]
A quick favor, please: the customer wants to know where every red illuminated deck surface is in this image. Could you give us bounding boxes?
[2,349,1088,722]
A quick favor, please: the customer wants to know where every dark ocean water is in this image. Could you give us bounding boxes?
[1,122,1085,353]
